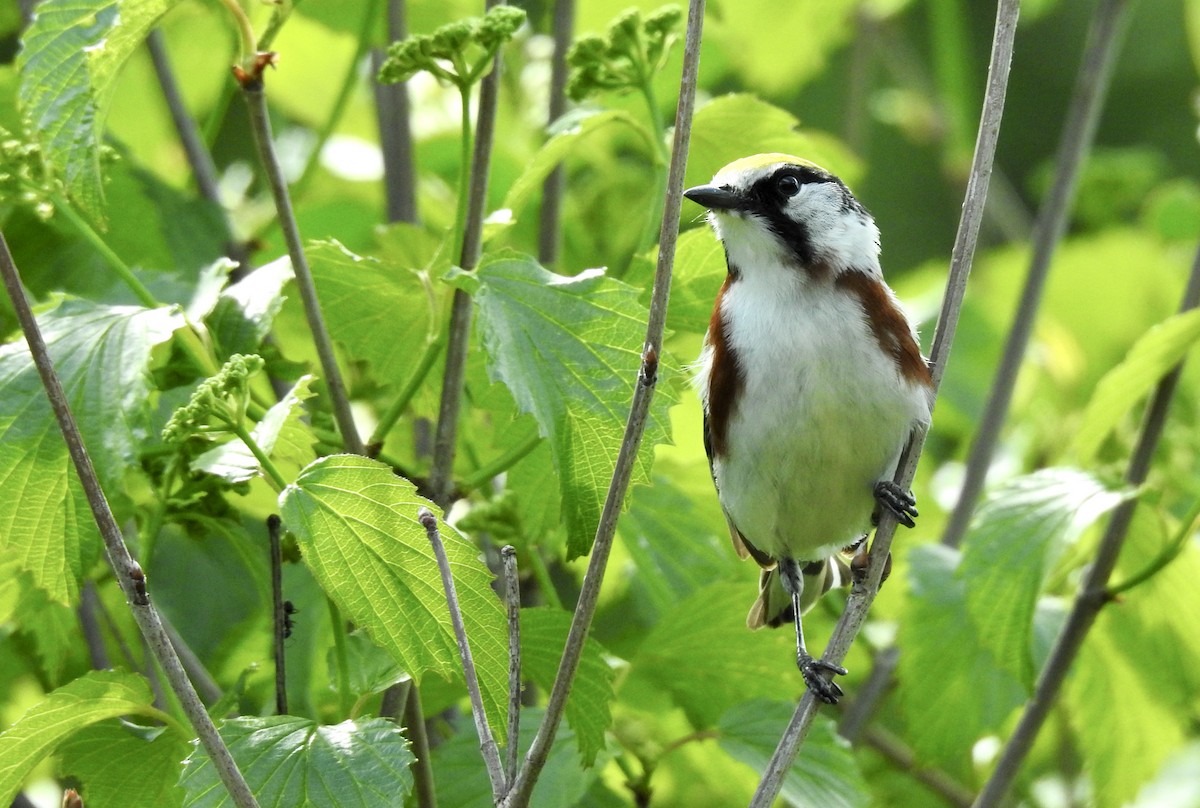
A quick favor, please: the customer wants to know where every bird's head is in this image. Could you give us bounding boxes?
[684,153,880,276]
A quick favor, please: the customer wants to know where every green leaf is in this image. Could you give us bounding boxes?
[474,252,676,557]
[334,631,410,700]
[958,468,1128,688]
[207,257,294,358]
[0,670,167,804]
[308,240,441,390]
[627,582,801,728]
[502,109,657,218]
[58,721,189,808]
[17,0,181,222]
[192,375,318,484]
[718,699,868,808]
[278,455,509,741]
[1072,309,1200,462]
[686,94,862,193]
[898,545,1025,776]
[520,607,615,766]
[656,227,727,336]
[0,299,183,603]
[180,716,413,808]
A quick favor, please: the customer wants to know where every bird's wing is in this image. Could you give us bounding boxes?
[705,411,776,569]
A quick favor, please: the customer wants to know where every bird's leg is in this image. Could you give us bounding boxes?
[778,558,847,704]
[849,538,893,587]
[873,480,918,528]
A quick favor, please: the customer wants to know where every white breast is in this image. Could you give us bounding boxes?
[696,259,930,562]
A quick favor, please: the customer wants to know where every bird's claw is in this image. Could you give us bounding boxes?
[850,546,893,586]
[798,653,847,704]
[873,481,918,528]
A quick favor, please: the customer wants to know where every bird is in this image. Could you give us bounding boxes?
[685,154,934,704]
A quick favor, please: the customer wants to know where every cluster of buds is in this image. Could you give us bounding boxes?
[566,6,683,102]
[377,6,527,90]
[162,353,265,445]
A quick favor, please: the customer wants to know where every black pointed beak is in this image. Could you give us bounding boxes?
[683,184,742,211]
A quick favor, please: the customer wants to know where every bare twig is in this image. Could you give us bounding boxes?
[836,646,899,743]
[419,507,507,800]
[0,231,260,808]
[942,0,1132,549]
[862,724,975,808]
[502,2,706,805]
[239,73,365,455]
[973,235,1200,808]
[147,30,222,206]
[537,0,575,266]
[268,514,287,715]
[160,614,223,706]
[502,546,522,780]
[374,0,418,224]
[748,1,1020,803]
[78,581,111,670]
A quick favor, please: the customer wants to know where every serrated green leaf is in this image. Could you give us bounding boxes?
[308,240,440,389]
[898,545,1025,776]
[278,455,509,741]
[520,607,615,766]
[474,252,676,558]
[658,228,727,336]
[502,108,657,218]
[628,582,801,728]
[58,721,189,808]
[17,0,181,221]
[180,716,413,808]
[0,299,182,603]
[207,257,294,358]
[1072,309,1200,462]
[958,468,1128,688]
[718,699,868,808]
[686,94,862,193]
[0,670,167,804]
[331,631,410,700]
[192,375,318,484]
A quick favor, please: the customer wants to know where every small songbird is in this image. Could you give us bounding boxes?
[685,154,934,704]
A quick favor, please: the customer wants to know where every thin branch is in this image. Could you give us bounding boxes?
[502,2,706,804]
[419,507,507,801]
[536,0,575,266]
[428,0,505,507]
[380,682,439,808]
[748,0,1020,803]
[942,0,1132,549]
[862,724,976,808]
[78,581,111,670]
[836,645,898,743]
[972,233,1200,808]
[238,72,365,455]
[268,515,288,715]
[502,546,522,781]
[0,231,260,808]
[374,0,419,224]
[1107,495,1200,596]
[160,614,224,706]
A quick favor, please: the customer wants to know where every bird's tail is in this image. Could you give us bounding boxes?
[746,554,852,629]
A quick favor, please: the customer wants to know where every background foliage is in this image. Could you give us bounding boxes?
[1,0,1199,806]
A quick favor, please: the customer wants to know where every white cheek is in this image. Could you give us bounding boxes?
[785,186,882,273]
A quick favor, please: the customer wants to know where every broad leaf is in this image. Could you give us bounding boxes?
[898,545,1025,776]
[17,0,181,221]
[278,455,509,740]
[657,227,728,336]
[718,699,868,808]
[207,257,294,358]
[474,252,676,557]
[180,716,413,808]
[520,607,615,766]
[627,582,801,728]
[58,721,189,808]
[0,670,168,804]
[958,468,1128,688]
[1072,309,1200,462]
[0,300,182,602]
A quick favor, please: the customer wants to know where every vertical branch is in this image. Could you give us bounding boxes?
[419,508,507,801]
[973,240,1200,808]
[747,0,1021,803]
[941,0,1132,549]
[503,2,706,805]
[374,0,419,224]
[537,0,575,265]
[0,232,261,808]
[502,546,522,780]
[239,71,365,455]
[268,514,288,715]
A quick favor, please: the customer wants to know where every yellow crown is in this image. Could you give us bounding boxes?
[716,153,827,176]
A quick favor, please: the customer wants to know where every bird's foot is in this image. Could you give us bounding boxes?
[850,545,893,586]
[798,652,847,704]
[873,481,918,528]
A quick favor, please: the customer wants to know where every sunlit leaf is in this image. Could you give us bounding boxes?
[58,721,189,808]
[207,257,294,358]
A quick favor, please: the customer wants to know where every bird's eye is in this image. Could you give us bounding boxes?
[777,175,801,197]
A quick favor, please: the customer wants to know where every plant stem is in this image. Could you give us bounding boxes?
[748,0,1020,802]
[230,423,288,490]
[461,432,542,492]
[941,0,1132,549]
[367,335,444,454]
[525,548,562,611]
[51,196,157,307]
[216,0,257,72]
[268,515,288,715]
[537,0,575,266]
[327,597,353,717]
[862,723,975,808]
[419,507,507,801]
[502,546,522,781]
[502,2,706,804]
[972,235,1200,808]
[78,582,111,669]
[405,684,439,808]
[0,231,260,808]
[1106,496,1200,596]
[240,78,365,455]
[374,0,419,224]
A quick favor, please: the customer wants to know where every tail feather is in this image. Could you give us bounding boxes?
[746,555,853,629]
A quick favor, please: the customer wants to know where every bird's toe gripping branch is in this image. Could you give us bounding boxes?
[797,653,848,705]
[873,480,918,528]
